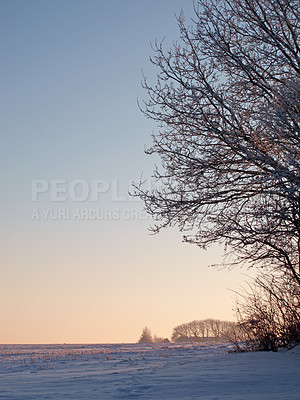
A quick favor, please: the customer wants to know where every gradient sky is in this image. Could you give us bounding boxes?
[1,0,253,344]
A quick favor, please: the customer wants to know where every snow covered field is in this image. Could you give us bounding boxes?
[0,342,299,399]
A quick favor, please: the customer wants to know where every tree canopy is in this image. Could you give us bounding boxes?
[136,0,300,285]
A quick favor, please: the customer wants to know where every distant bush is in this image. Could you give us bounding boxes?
[153,335,170,343]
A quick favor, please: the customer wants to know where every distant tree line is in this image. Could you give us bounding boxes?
[171,319,237,342]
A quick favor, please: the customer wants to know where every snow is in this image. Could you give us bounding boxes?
[0,342,299,399]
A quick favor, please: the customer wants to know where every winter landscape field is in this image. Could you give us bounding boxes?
[0,342,299,399]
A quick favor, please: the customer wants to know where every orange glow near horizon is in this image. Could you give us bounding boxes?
[1,224,246,344]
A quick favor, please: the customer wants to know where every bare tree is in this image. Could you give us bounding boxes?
[138,326,153,343]
[135,0,300,285]
[189,320,201,338]
[209,319,222,338]
[171,322,192,342]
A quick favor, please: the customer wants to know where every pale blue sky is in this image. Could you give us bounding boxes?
[1,0,250,344]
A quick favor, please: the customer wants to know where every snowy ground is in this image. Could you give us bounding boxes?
[0,342,299,399]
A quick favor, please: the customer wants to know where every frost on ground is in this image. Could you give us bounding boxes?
[0,342,299,399]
